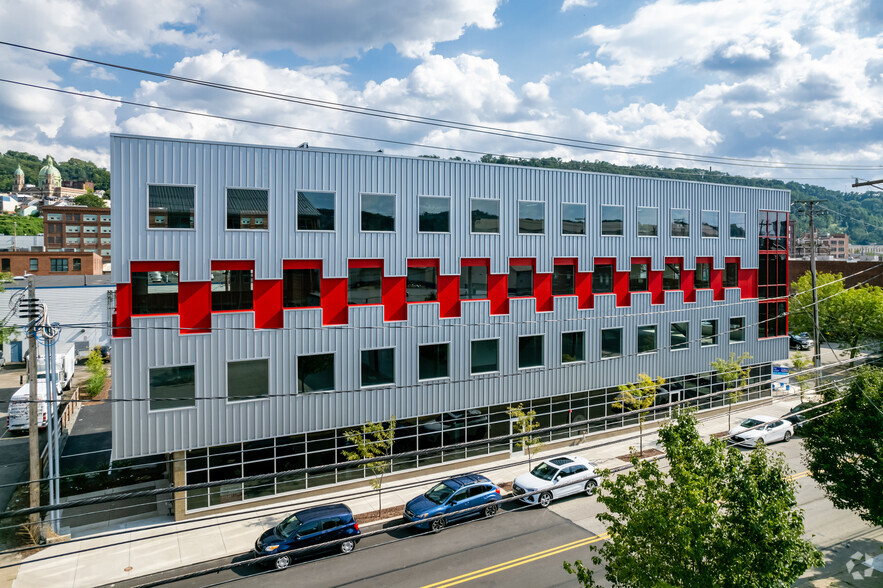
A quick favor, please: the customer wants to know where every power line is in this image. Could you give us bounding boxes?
[3,41,882,172]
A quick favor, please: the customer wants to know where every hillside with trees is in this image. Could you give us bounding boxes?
[0,150,110,194]
[479,155,883,244]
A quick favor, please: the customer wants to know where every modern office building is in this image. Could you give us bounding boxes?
[110,134,789,517]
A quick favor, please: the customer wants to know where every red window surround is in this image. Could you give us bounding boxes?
[594,258,630,307]
[553,258,593,310]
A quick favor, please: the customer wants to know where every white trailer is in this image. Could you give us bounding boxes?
[36,344,76,391]
[7,382,50,432]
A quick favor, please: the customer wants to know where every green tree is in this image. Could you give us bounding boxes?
[710,352,753,429]
[84,347,108,397]
[802,366,883,526]
[0,215,43,236]
[0,273,16,345]
[612,374,664,457]
[341,416,396,516]
[791,353,813,400]
[507,403,544,468]
[73,191,107,208]
[563,412,822,587]
[790,272,883,358]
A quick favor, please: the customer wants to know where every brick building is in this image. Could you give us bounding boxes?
[0,251,103,276]
[43,204,112,263]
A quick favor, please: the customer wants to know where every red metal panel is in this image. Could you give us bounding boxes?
[407,259,439,268]
[131,260,179,272]
[349,259,384,269]
[682,269,696,303]
[179,281,211,334]
[739,268,758,300]
[383,275,407,321]
[576,270,593,309]
[321,277,348,325]
[254,279,284,329]
[710,263,724,301]
[488,273,509,315]
[211,260,254,271]
[535,272,553,312]
[438,274,461,318]
[461,258,488,267]
[283,259,322,270]
[113,282,132,338]
[613,265,630,307]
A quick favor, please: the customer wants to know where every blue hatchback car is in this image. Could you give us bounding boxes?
[404,473,502,532]
[254,504,360,569]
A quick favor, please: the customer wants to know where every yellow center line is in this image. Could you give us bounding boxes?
[788,470,812,481]
[420,532,609,588]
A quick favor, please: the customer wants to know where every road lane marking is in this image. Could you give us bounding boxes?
[420,532,609,588]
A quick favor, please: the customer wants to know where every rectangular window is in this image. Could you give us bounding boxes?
[283,268,321,308]
[297,191,335,231]
[361,348,395,387]
[759,301,788,338]
[562,331,585,363]
[471,199,500,234]
[601,327,623,358]
[132,272,178,314]
[297,353,334,392]
[361,193,395,232]
[100,226,111,233]
[552,265,575,295]
[73,258,81,271]
[348,267,383,305]
[46,213,62,221]
[471,339,499,374]
[460,265,488,299]
[730,317,745,343]
[671,322,689,350]
[593,265,614,293]
[663,263,681,290]
[100,215,111,222]
[148,185,194,229]
[730,211,746,238]
[723,262,739,288]
[50,258,69,272]
[211,270,253,311]
[509,265,533,297]
[601,205,624,236]
[701,319,718,346]
[637,325,657,354]
[701,211,720,238]
[637,207,658,237]
[671,209,690,237]
[149,365,195,410]
[83,226,97,234]
[83,237,98,244]
[695,262,711,289]
[65,225,80,233]
[28,259,38,272]
[1,258,9,272]
[562,203,586,235]
[758,253,788,299]
[407,266,438,302]
[100,249,111,256]
[518,335,543,368]
[227,188,269,230]
[228,359,269,402]
[418,343,449,380]
[65,238,81,245]
[518,201,545,234]
[83,214,97,222]
[418,196,450,233]
[629,263,649,291]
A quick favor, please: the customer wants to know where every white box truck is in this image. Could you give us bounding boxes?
[35,344,76,392]
[7,381,50,432]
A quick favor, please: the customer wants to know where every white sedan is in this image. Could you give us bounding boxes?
[512,455,599,508]
[728,414,794,447]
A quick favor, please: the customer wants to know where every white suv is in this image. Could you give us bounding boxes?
[512,455,598,508]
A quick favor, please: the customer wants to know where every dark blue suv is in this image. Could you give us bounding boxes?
[404,473,502,532]
[254,504,361,569]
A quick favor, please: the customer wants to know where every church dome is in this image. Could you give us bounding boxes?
[38,156,62,188]
[14,164,23,177]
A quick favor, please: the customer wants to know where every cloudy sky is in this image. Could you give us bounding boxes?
[1,0,881,190]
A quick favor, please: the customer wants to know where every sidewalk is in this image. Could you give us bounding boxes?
[8,395,802,588]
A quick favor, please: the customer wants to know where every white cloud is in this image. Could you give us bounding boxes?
[561,0,596,11]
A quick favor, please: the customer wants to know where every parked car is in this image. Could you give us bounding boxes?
[789,333,812,350]
[512,455,599,508]
[728,415,794,447]
[404,473,502,532]
[254,504,360,569]
[783,402,821,429]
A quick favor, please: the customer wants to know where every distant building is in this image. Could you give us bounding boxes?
[792,232,849,260]
[0,251,103,276]
[0,234,44,251]
[9,156,90,204]
[42,204,112,264]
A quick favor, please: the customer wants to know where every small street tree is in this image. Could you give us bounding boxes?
[710,351,753,429]
[802,366,883,526]
[507,404,543,468]
[612,374,664,457]
[791,352,813,401]
[564,412,822,587]
[341,416,396,516]
[85,347,108,397]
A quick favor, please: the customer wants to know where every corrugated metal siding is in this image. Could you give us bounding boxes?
[110,135,790,460]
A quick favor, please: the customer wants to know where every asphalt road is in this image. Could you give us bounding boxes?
[109,439,883,588]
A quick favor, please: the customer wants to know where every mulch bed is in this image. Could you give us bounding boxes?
[615,448,664,462]
[354,505,404,525]
[710,431,730,438]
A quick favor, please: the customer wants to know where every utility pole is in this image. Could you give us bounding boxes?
[793,200,826,393]
[23,276,41,541]
[852,178,883,188]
